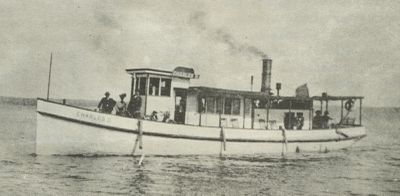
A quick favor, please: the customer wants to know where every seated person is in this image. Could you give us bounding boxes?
[115,93,127,116]
[296,113,304,130]
[150,111,158,121]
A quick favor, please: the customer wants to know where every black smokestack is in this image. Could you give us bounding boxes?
[261,59,272,94]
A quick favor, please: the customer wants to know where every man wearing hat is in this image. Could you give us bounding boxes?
[127,90,142,118]
[115,93,127,116]
[322,111,332,129]
[312,110,322,129]
[97,91,115,114]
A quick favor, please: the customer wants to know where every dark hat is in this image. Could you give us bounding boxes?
[105,91,110,96]
[316,110,322,114]
[324,111,329,115]
[119,93,126,98]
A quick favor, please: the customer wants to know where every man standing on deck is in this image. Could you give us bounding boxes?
[312,110,322,129]
[322,111,332,129]
[98,92,115,113]
[128,90,142,118]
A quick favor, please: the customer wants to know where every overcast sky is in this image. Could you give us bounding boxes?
[0,0,399,107]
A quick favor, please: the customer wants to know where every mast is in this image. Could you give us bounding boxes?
[46,53,53,100]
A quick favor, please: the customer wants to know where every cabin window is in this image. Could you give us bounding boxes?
[216,97,223,114]
[198,97,206,113]
[160,78,171,96]
[136,77,147,95]
[224,98,232,114]
[149,78,160,96]
[244,99,252,115]
[232,99,241,115]
[206,97,216,113]
[224,98,240,115]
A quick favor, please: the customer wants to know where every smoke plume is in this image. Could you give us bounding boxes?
[189,11,268,59]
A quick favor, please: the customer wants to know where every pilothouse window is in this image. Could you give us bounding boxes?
[149,78,160,96]
[160,78,171,96]
[135,77,147,96]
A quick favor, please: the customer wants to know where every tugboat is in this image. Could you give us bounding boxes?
[36,58,366,155]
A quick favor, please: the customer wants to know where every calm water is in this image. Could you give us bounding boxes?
[0,104,399,195]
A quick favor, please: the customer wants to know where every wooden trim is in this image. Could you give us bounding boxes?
[126,68,172,74]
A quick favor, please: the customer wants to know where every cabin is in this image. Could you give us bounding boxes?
[125,67,197,123]
[185,87,313,130]
[126,59,363,130]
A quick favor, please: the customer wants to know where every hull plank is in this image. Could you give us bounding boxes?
[36,99,366,155]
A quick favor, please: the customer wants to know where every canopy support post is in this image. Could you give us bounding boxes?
[309,108,313,130]
[288,100,292,130]
[325,100,329,112]
[340,99,344,122]
[130,75,135,98]
[266,99,270,129]
[144,73,149,116]
[251,99,254,129]
[242,98,246,128]
[359,99,362,125]
[320,100,323,112]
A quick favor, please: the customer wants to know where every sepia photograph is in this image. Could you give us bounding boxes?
[0,0,399,195]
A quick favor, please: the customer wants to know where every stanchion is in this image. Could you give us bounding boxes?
[131,120,145,166]
[138,120,143,150]
[131,120,142,155]
[280,126,288,156]
[138,153,145,166]
[219,127,226,157]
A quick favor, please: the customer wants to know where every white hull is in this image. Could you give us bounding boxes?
[36,99,366,155]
